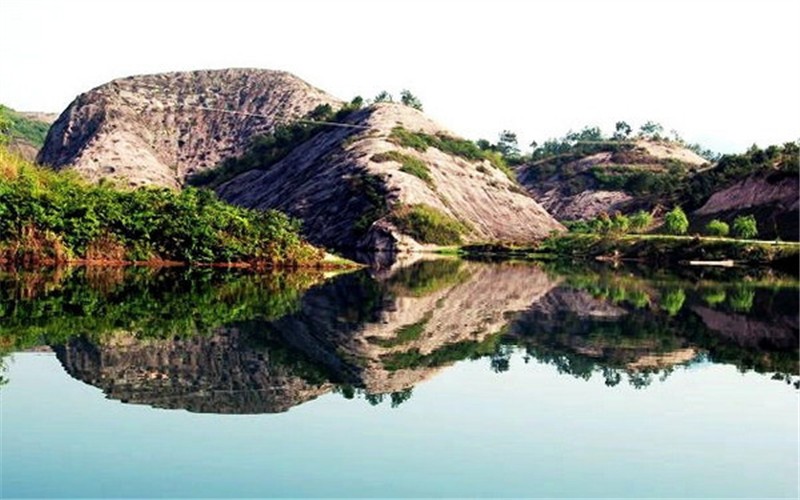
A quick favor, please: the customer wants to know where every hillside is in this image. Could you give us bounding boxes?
[516,127,799,240]
[216,103,564,252]
[0,105,57,161]
[37,69,340,188]
[516,136,708,220]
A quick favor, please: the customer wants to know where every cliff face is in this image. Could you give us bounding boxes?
[37,69,339,188]
[217,103,564,251]
[692,173,799,240]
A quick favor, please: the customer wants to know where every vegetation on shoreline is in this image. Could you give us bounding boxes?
[0,146,327,267]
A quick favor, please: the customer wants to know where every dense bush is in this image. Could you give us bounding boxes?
[664,206,689,235]
[0,105,51,147]
[705,219,730,237]
[732,215,758,239]
[0,146,322,266]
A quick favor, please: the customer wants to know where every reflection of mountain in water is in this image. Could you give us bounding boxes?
[53,330,332,414]
[52,260,559,413]
[4,261,798,413]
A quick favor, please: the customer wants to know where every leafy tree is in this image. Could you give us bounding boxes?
[349,96,364,109]
[732,215,758,239]
[613,121,632,140]
[496,130,520,162]
[399,89,423,111]
[705,219,730,237]
[373,91,393,103]
[628,210,653,233]
[664,206,689,235]
[639,120,664,138]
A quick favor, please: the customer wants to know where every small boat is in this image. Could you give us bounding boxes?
[688,259,735,267]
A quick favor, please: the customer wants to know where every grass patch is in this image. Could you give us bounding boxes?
[389,126,516,181]
[371,150,433,187]
[390,204,470,245]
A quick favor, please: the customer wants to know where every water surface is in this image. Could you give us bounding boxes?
[1,260,797,497]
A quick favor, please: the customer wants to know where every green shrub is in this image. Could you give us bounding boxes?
[664,206,689,235]
[629,210,653,233]
[661,288,686,316]
[390,204,469,245]
[705,219,730,237]
[732,215,758,239]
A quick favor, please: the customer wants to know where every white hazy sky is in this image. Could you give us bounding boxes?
[1,0,798,154]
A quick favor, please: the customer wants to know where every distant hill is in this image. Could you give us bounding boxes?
[516,135,709,221]
[515,126,798,240]
[0,105,57,161]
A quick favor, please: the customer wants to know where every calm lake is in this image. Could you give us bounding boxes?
[1,259,798,498]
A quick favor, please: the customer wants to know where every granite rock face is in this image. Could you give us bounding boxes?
[217,103,564,251]
[38,69,339,188]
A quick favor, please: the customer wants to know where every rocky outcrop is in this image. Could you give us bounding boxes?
[37,69,339,188]
[692,173,799,240]
[218,103,564,251]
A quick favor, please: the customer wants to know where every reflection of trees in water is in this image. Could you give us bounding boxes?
[2,261,798,410]
[505,270,799,388]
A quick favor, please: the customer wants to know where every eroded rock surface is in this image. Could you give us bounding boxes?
[38,69,339,188]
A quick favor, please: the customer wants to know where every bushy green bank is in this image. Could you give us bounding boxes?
[0,146,324,266]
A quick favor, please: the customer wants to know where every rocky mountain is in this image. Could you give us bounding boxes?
[37,69,339,188]
[516,139,708,221]
[217,103,563,252]
[36,69,562,252]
